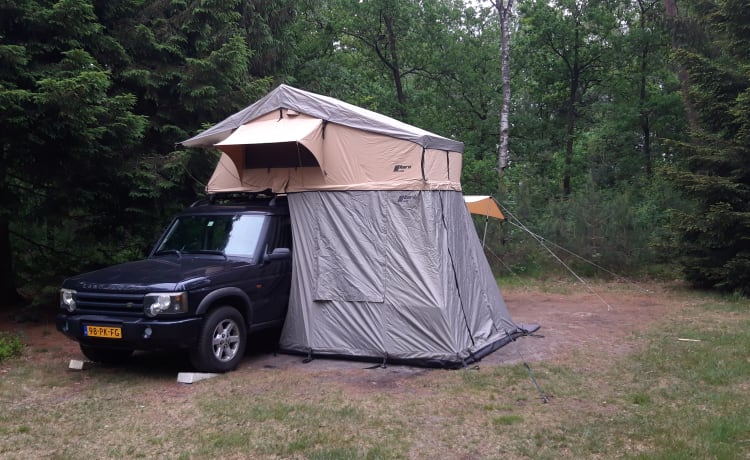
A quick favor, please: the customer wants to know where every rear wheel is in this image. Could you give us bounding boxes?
[189,306,247,373]
[80,344,133,364]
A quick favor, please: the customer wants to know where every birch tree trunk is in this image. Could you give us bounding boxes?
[492,0,513,172]
[664,0,699,129]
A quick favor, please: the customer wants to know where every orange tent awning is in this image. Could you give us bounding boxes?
[463,195,504,220]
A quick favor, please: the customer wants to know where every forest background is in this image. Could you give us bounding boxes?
[1,0,748,307]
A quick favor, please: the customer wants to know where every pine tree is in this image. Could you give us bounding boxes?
[0,0,146,303]
[669,0,750,294]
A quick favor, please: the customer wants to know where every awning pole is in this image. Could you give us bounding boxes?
[482,214,489,248]
[481,196,492,248]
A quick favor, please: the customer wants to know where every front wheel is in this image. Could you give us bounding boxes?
[189,306,247,373]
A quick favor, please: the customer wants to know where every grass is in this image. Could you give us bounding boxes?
[0,284,748,459]
[0,331,24,361]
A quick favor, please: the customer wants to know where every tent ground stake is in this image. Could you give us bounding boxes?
[523,361,550,404]
[512,335,550,404]
[365,353,388,369]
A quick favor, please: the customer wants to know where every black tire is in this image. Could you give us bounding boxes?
[80,344,133,364]
[189,306,247,373]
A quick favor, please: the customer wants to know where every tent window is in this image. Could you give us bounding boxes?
[313,192,386,303]
[244,143,319,169]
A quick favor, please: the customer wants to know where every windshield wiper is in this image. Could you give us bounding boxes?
[153,249,182,258]
[192,249,228,260]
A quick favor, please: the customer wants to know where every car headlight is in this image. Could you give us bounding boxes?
[60,288,77,312]
[144,292,188,317]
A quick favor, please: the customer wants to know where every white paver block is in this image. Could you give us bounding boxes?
[68,359,91,370]
[177,372,219,384]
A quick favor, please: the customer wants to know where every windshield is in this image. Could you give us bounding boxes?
[154,214,266,259]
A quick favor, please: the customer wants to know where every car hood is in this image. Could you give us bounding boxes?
[63,256,251,292]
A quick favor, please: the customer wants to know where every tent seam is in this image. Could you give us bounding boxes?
[438,191,475,348]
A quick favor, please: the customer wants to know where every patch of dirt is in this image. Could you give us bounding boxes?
[486,282,680,366]
[0,281,688,395]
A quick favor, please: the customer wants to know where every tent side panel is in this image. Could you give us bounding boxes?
[279,191,520,365]
[443,192,518,349]
[310,191,386,302]
[206,153,244,192]
[278,195,317,351]
[380,191,458,358]
[279,192,386,356]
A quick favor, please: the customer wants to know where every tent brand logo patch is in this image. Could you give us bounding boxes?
[393,164,412,172]
[397,195,415,203]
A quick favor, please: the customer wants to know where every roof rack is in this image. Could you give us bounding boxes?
[190,190,281,208]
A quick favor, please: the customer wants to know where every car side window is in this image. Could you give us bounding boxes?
[267,216,292,253]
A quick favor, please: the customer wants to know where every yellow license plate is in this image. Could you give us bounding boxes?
[85,325,122,339]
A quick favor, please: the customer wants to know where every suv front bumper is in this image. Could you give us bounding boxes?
[56,314,203,350]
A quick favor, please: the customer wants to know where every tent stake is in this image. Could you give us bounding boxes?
[511,334,550,404]
[523,361,550,404]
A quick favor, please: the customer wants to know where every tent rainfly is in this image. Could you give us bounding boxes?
[182,84,534,368]
[464,195,505,220]
[464,195,505,248]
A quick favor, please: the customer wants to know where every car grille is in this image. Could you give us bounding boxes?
[74,291,145,315]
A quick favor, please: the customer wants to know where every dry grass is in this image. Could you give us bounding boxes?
[0,283,747,459]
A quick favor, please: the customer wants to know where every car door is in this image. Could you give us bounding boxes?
[251,214,293,326]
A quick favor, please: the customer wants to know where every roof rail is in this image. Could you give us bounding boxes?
[190,190,277,207]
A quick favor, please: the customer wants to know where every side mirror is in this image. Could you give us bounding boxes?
[264,247,291,263]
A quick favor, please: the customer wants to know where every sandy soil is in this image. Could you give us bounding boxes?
[0,281,683,388]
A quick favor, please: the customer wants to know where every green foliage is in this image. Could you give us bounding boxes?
[666,0,750,294]
[484,176,687,277]
[0,332,24,361]
[289,0,501,143]
[0,0,149,297]
[0,0,296,300]
[0,0,733,299]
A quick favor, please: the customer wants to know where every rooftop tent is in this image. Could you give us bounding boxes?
[182,84,530,367]
[182,85,463,193]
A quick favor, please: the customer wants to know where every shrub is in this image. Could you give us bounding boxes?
[0,332,24,361]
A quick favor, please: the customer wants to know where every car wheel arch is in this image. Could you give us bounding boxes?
[196,287,253,327]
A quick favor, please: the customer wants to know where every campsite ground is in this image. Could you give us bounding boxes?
[1,279,672,382]
[1,280,748,459]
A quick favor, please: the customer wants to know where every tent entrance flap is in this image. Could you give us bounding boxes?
[244,143,319,168]
[216,116,324,170]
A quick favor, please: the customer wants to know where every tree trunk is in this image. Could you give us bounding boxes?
[0,217,23,307]
[382,13,407,119]
[640,49,652,177]
[494,0,514,172]
[638,0,654,177]
[0,150,23,307]
[563,28,580,198]
[664,0,699,130]
[563,86,576,197]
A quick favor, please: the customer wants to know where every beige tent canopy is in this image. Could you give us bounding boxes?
[183,85,463,193]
